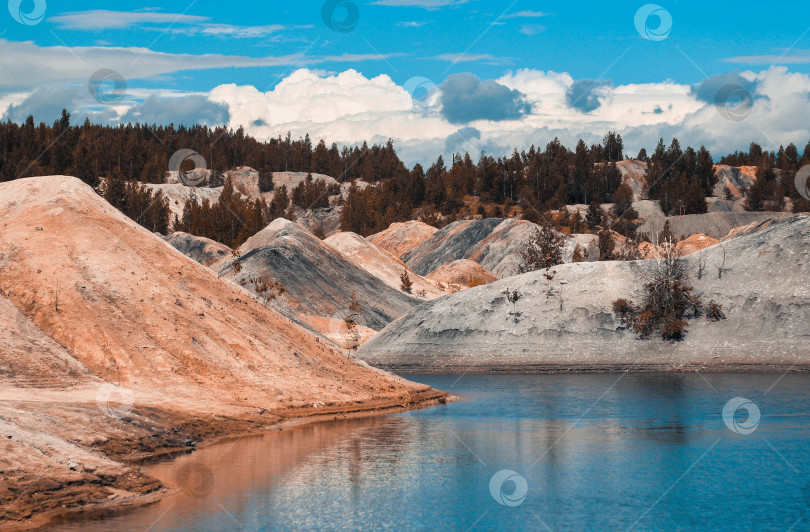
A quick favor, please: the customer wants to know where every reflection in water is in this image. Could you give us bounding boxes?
[52,373,810,531]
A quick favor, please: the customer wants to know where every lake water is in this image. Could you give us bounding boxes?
[52,374,810,531]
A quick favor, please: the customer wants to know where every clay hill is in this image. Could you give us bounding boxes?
[0,176,444,529]
[403,218,580,278]
[359,215,810,372]
[215,218,421,332]
[164,231,230,266]
[324,232,442,299]
[425,259,499,289]
[367,220,438,259]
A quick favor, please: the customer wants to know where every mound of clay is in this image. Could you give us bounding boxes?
[638,211,792,240]
[404,218,579,278]
[221,218,420,331]
[676,234,719,255]
[164,231,231,266]
[367,220,439,259]
[0,176,430,403]
[325,232,441,298]
[403,219,504,276]
[426,260,499,288]
[0,176,441,527]
[360,215,810,372]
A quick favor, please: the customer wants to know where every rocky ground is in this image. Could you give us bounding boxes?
[359,215,810,373]
[0,176,446,530]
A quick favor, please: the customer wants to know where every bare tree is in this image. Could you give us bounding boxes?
[696,246,708,280]
[716,240,730,279]
[504,288,521,316]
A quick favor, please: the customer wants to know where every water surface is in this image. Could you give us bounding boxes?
[53,374,810,531]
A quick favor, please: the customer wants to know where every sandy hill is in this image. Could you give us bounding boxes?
[367,220,439,259]
[466,218,580,277]
[404,218,579,278]
[164,231,231,266]
[0,176,442,528]
[637,211,792,240]
[359,216,810,372]
[404,218,504,275]
[219,218,421,332]
[325,232,442,299]
[425,259,499,289]
[676,234,719,255]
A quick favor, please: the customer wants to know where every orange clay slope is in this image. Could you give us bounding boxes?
[0,176,444,416]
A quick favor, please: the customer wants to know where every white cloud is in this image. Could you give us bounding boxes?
[6,64,810,167]
[0,40,402,93]
[503,10,548,19]
[725,53,810,65]
[435,53,509,63]
[371,0,472,8]
[47,9,305,38]
[48,10,208,30]
[519,25,546,35]
[207,67,810,165]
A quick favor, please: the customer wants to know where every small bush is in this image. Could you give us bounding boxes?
[612,298,636,325]
[706,300,726,321]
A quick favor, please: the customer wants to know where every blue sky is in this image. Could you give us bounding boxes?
[6,0,809,90]
[2,1,810,163]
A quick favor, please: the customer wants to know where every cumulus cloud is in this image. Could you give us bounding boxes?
[7,66,810,169]
[690,71,759,104]
[120,94,229,126]
[445,127,481,152]
[439,73,531,124]
[203,67,810,165]
[566,79,613,113]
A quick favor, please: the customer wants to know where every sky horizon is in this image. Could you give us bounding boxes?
[3,0,810,165]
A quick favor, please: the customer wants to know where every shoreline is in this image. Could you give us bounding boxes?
[1,387,450,532]
[379,363,810,375]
